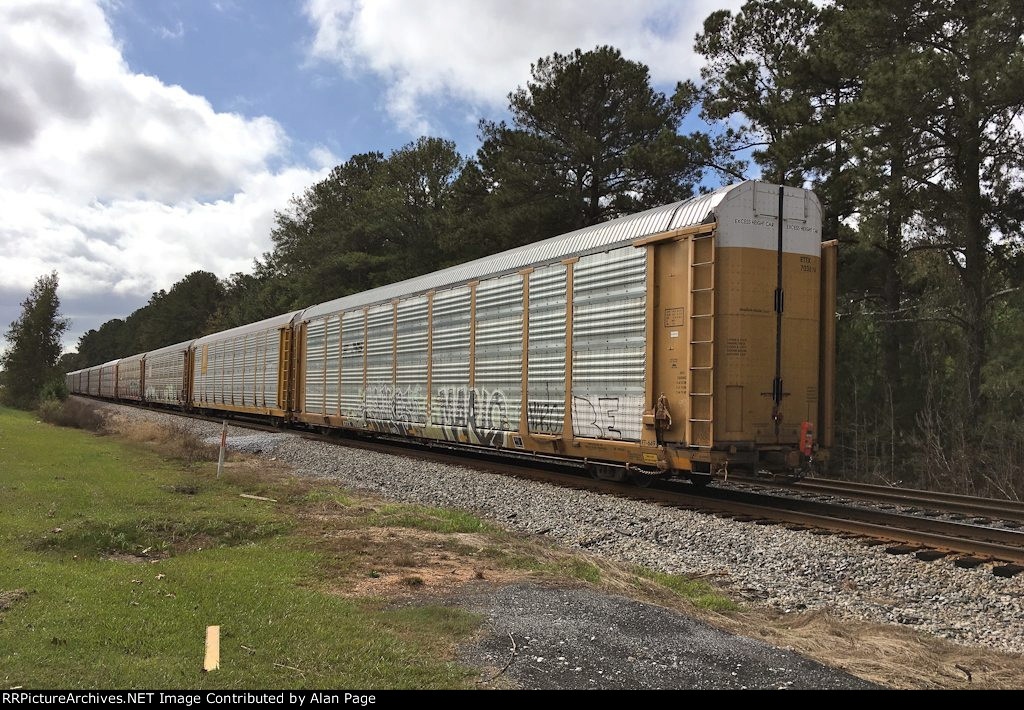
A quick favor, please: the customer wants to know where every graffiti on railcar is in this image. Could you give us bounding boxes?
[571,394,643,441]
[433,386,470,427]
[526,400,563,434]
[432,386,511,446]
[356,382,532,447]
[363,383,427,425]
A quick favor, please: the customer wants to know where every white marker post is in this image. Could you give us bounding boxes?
[216,421,227,478]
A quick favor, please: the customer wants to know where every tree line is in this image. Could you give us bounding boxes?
[6,0,1023,495]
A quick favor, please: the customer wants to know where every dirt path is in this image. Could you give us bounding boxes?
[458,583,877,689]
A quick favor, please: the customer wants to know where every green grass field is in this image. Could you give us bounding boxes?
[0,406,479,689]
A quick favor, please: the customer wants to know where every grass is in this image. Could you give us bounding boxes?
[367,504,494,534]
[1,400,748,689]
[12,401,1017,689]
[0,406,479,688]
[634,569,740,613]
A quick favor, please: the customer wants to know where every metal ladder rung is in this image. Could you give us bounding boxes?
[691,287,714,293]
[688,418,713,423]
[690,313,714,319]
[689,366,713,370]
[690,339,713,344]
[690,391,713,396]
[692,260,715,267]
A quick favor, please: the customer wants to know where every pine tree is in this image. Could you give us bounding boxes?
[466,46,734,257]
[695,0,821,185]
[1,272,69,408]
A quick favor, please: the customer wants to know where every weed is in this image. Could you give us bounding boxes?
[635,568,739,612]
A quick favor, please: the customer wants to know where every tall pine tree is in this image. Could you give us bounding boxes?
[1,272,69,408]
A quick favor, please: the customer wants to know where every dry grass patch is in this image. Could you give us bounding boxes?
[37,397,106,431]
[715,608,1024,690]
[110,418,219,464]
[318,527,526,598]
[0,589,29,614]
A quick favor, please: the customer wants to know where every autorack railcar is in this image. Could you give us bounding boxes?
[143,340,193,406]
[67,180,835,482]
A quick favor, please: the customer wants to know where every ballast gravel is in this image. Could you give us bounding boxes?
[92,400,1024,656]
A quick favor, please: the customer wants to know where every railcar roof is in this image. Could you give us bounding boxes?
[191,310,302,346]
[145,339,196,357]
[299,182,745,321]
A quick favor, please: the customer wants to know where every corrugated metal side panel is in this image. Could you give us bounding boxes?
[395,295,428,424]
[340,310,364,419]
[324,315,340,414]
[207,340,221,405]
[100,365,116,398]
[89,367,100,396]
[431,286,471,426]
[304,318,326,414]
[232,336,244,405]
[571,246,646,442]
[474,273,522,431]
[146,348,186,404]
[263,329,280,408]
[527,264,566,435]
[252,331,264,406]
[243,334,256,406]
[116,356,143,399]
[192,327,282,409]
[364,303,393,422]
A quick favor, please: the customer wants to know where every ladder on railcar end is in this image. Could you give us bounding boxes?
[279,327,293,412]
[687,231,716,448]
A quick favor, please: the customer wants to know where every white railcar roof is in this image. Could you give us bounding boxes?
[191,311,302,347]
[145,339,196,358]
[299,182,745,321]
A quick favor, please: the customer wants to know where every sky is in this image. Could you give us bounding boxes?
[0,0,743,351]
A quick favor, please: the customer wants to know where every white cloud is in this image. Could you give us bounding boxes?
[158,20,185,41]
[0,1,330,347]
[303,0,741,133]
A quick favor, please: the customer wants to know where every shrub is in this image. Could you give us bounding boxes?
[37,397,106,431]
[39,377,68,403]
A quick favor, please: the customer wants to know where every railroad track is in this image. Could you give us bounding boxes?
[91,398,1024,577]
[725,473,1024,525]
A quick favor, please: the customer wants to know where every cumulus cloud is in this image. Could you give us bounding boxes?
[0,1,330,347]
[303,0,741,133]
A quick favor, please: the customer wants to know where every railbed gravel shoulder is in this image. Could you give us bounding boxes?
[92,400,1024,656]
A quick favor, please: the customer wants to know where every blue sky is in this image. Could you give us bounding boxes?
[0,0,743,350]
[108,0,723,170]
[108,1,425,167]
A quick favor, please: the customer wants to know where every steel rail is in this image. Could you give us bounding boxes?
[727,473,1024,523]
